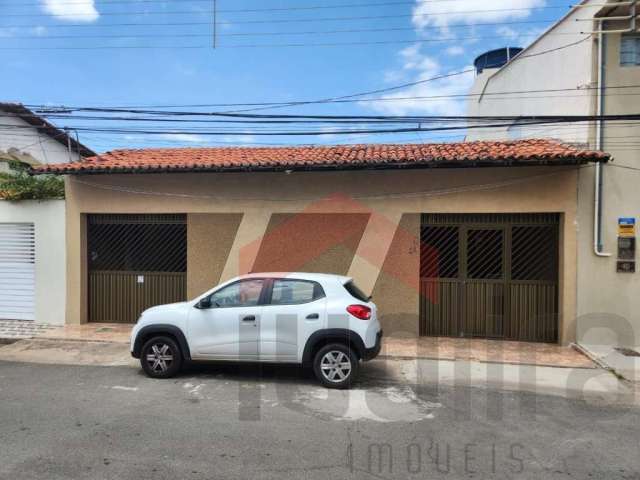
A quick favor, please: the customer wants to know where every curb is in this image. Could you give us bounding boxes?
[571,343,632,383]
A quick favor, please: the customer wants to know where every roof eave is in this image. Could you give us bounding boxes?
[0,103,96,157]
[32,156,608,176]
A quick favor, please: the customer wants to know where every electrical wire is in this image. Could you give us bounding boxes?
[2,5,571,20]
[2,19,558,40]
[21,83,640,111]
[0,32,584,50]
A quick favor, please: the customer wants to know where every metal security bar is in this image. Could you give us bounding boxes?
[87,214,187,323]
[420,213,560,343]
[88,214,187,273]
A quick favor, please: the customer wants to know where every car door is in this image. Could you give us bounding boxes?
[258,278,327,362]
[187,279,266,360]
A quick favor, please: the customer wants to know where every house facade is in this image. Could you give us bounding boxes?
[466,0,640,349]
[37,141,608,345]
[0,103,94,324]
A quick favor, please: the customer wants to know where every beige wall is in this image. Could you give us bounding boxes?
[576,28,640,346]
[187,213,242,298]
[64,166,579,343]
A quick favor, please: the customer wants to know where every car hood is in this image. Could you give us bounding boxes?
[142,301,189,316]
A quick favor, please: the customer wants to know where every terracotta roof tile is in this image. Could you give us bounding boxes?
[33,140,609,175]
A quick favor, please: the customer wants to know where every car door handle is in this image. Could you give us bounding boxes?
[306,313,319,320]
[242,315,256,322]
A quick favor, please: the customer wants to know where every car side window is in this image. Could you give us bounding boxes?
[270,280,324,305]
[209,279,264,308]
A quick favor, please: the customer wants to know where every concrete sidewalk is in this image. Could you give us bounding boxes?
[577,343,640,383]
[0,337,630,403]
[1,322,596,369]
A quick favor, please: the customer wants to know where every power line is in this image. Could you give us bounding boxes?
[0,32,586,50]
[30,34,591,119]
[2,5,570,19]
[31,83,639,111]
[2,19,556,40]
[2,115,639,137]
[224,35,591,113]
[0,0,537,12]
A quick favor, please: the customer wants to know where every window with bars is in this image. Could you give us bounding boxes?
[87,215,187,273]
[420,226,459,279]
[621,34,640,66]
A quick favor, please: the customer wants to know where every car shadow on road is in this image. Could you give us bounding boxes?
[136,359,400,389]
[161,360,320,386]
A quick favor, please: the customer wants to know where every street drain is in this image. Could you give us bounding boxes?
[614,347,640,357]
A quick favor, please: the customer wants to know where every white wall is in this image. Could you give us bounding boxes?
[466,1,601,144]
[0,200,66,325]
[0,115,78,167]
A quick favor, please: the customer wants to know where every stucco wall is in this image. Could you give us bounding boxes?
[0,200,66,325]
[64,166,579,343]
[186,213,243,298]
[576,29,640,346]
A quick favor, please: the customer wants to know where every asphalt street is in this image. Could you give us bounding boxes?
[0,359,639,480]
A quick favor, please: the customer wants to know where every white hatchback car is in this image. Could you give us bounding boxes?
[130,273,383,388]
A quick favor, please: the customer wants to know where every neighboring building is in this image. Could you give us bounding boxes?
[0,103,95,324]
[466,0,640,350]
[37,141,608,345]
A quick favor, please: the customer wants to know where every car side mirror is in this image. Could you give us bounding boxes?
[196,297,212,309]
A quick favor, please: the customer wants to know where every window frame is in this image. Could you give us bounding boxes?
[620,33,640,67]
[204,278,269,309]
[263,278,326,306]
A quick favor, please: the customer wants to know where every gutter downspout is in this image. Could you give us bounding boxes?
[594,28,611,257]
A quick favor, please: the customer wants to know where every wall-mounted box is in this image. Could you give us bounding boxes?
[617,261,636,273]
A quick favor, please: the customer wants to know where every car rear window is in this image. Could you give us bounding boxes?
[343,281,370,302]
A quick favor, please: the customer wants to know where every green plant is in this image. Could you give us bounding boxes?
[0,161,65,201]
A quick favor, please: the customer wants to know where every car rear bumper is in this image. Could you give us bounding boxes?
[363,330,383,361]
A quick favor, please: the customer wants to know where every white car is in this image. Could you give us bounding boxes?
[130,273,383,388]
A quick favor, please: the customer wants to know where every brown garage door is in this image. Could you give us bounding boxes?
[419,213,559,343]
[87,214,187,324]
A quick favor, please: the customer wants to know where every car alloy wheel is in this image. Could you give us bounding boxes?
[146,342,174,374]
[319,350,352,383]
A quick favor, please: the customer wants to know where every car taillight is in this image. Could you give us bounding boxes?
[347,304,371,320]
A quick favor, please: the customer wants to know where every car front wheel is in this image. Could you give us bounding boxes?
[313,343,359,389]
[140,336,182,379]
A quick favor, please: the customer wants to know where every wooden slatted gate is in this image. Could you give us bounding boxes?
[420,213,559,343]
[87,214,187,324]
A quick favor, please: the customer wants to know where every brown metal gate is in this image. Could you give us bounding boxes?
[420,213,559,343]
[87,214,187,323]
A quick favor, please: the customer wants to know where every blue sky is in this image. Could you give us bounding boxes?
[0,0,574,152]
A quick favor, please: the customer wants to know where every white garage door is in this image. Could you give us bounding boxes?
[0,223,35,321]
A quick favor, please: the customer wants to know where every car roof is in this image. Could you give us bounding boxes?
[235,272,351,284]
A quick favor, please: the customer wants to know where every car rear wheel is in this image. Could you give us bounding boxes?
[313,343,359,389]
[140,336,182,379]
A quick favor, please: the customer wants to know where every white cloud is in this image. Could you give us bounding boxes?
[159,133,208,144]
[221,135,257,144]
[41,0,99,22]
[446,46,465,56]
[31,26,48,36]
[413,0,546,34]
[363,44,475,116]
[498,25,547,47]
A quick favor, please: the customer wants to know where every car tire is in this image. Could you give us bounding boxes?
[140,336,183,379]
[312,343,359,389]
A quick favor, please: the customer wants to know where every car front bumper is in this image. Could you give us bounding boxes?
[363,330,383,361]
